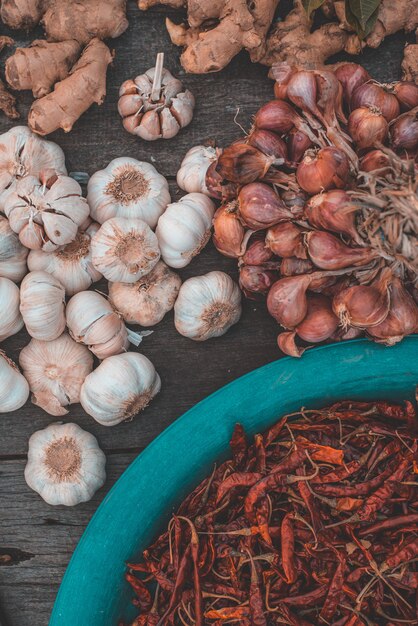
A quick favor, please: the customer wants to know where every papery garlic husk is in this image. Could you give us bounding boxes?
[20,333,93,416]
[66,290,146,359]
[20,271,66,341]
[0,126,66,208]
[25,422,106,506]
[367,277,418,345]
[156,193,215,268]
[109,261,181,327]
[0,215,28,282]
[0,277,24,341]
[87,157,170,229]
[4,174,89,251]
[91,217,160,283]
[80,352,161,426]
[177,145,217,194]
[0,350,29,412]
[213,204,245,259]
[174,271,241,341]
[295,294,339,343]
[27,222,102,296]
[332,269,392,329]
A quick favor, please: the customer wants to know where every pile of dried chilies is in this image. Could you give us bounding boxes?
[123,398,418,625]
[186,63,418,356]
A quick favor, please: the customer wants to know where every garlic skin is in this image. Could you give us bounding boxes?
[109,260,181,326]
[0,126,66,208]
[176,146,217,195]
[156,193,215,269]
[87,158,170,229]
[174,271,241,341]
[91,217,160,283]
[66,290,129,359]
[20,334,94,416]
[0,215,28,282]
[20,271,66,341]
[4,174,89,251]
[0,277,24,341]
[27,222,102,296]
[25,422,106,506]
[0,350,29,412]
[80,352,161,426]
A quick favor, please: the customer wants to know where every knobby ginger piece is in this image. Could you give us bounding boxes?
[0,37,19,119]
[0,0,44,30]
[43,0,129,45]
[403,42,418,85]
[28,38,113,136]
[5,40,81,99]
[139,0,278,73]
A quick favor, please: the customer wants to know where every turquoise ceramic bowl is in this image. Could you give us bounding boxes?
[50,337,418,625]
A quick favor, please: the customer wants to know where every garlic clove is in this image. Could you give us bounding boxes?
[0,215,28,282]
[108,260,181,326]
[0,350,29,412]
[156,193,215,268]
[176,145,217,195]
[160,107,180,139]
[20,271,66,341]
[24,422,106,506]
[87,157,170,229]
[42,211,78,248]
[118,93,143,117]
[135,110,162,140]
[80,352,161,426]
[20,333,93,416]
[0,277,24,341]
[91,217,160,283]
[174,271,241,341]
[27,222,102,296]
[170,90,195,127]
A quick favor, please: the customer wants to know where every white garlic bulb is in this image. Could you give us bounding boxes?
[0,277,24,341]
[20,271,66,341]
[66,290,147,359]
[176,145,217,195]
[0,350,29,412]
[0,125,66,209]
[27,222,102,296]
[20,334,94,416]
[174,271,241,341]
[0,215,28,282]
[91,217,160,283]
[156,193,215,268]
[25,422,106,506]
[109,261,181,326]
[4,174,89,251]
[80,352,161,426]
[87,157,170,229]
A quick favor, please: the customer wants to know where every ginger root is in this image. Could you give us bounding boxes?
[139,0,279,73]
[402,41,418,84]
[0,0,45,30]
[5,40,81,98]
[0,36,19,119]
[28,38,112,136]
[42,0,129,45]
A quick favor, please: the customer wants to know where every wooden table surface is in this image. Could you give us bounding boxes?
[0,4,412,624]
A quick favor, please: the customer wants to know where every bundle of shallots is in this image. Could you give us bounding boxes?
[177,64,418,356]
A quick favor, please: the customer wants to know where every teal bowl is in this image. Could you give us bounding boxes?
[50,337,418,625]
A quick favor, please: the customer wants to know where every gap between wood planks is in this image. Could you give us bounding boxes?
[0,445,145,462]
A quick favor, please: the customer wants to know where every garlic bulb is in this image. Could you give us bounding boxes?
[25,422,106,506]
[156,193,215,268]
[87,157,170,229]
[80,352,161,426]
[109,261,181,326]
[0,215,28,282]
[0,277,24,341]
[174,271,241,341]
[20,334,94,416]
[20,271,66,341]
[176,145,217,194]
[28,222,102,296]
[118,53,195,140]
[66,290,146,359]
[0,125,66,208]
[91,217,160,283]
[0,350,29,412]
[4,174,89,251]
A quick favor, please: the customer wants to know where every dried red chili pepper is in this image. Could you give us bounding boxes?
[281,513,297,584]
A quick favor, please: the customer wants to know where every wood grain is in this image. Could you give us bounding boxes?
[0,2,411,624]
